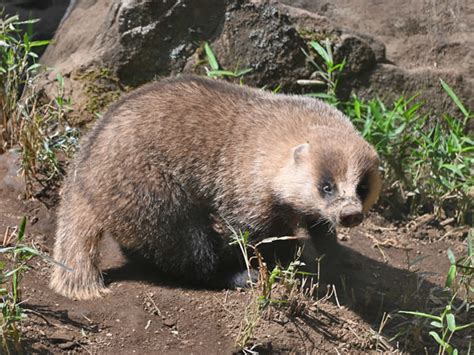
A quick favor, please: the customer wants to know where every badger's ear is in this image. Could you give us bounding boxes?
[292,143,310,164]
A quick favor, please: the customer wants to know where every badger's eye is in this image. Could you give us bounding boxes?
[321,182,334,195]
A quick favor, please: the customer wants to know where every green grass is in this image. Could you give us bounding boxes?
[1,15,48,148]
[203,42,252,83]
[228,225,318,349]
[302,39,346,106]
[0,217,66,353]
[1,13,78,194]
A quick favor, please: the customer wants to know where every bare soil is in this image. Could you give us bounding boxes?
[0,150,471,354]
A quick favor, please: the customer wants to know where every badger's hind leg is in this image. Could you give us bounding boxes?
[50,199,108,300]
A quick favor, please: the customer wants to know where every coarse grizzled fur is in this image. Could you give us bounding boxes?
[50,75,381,300]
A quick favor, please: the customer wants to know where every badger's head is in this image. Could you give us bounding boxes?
[272,128,381,228]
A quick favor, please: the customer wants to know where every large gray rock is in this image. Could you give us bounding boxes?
[40,0,227,122]
[183,1,311,91]
[40,0,315,89]
[39,0,316,121]
[41,0,225,85]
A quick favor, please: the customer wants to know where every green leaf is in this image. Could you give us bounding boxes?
[13,245,73,270]
[234,67,253,77]
[440,79,469,117]
[353,99,361,119]
[324,39,333,63]
[460,145,474,153]
[392,122,406,136]
[445,264,456,288]
[447,248,456,264]
[272,83,282,94]
[4,266,26,278]
[429,331,447,347]
[431,321,443,329]
[310,40,332,66]
[56,73,65,88]
[21,31,29,42]
[203,42,219,71]
[29,40,50,47]
[2,15,20,26]
[207,70,236,78]
[446,313,456,332]
[27,63,42,72]
[15,19,40,25]
[454,322,474,331]
[269,266,281,284]
[18,216,27,242]
[405,102,423,117]
[0,246,16,253]
[441,164,463,177]
[399,310,441,321]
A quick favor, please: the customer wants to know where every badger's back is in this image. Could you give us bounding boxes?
[67,76,355,204]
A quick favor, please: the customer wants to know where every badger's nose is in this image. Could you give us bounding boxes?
[339,207,364,227]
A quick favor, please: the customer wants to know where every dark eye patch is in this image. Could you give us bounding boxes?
[357,173,370,201]
[318,171,336,197]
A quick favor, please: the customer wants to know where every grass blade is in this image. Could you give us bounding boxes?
[440,79,469,117]
[17,216,27,242]
[399,310,441,321]
[310,40,331,65]
[29,40,50,47]
[204,42,219,71]
[429,331,447,348]
[445,265,456,288]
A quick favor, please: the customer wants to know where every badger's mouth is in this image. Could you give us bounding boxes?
[305,202,365,231]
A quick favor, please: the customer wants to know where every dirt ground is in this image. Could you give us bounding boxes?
[0,148,471,354]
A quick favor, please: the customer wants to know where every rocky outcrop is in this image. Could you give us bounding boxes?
[40,0,315,122]
[41,0,226,85]
[39,0,223,121]
[183,2,310,91]
[39,0,471,123]
[41,1,312,92]
[279,0,473,118]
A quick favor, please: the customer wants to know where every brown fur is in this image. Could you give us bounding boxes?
[50,76,381,300]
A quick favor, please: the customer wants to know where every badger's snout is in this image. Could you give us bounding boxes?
[339,205,364,227]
